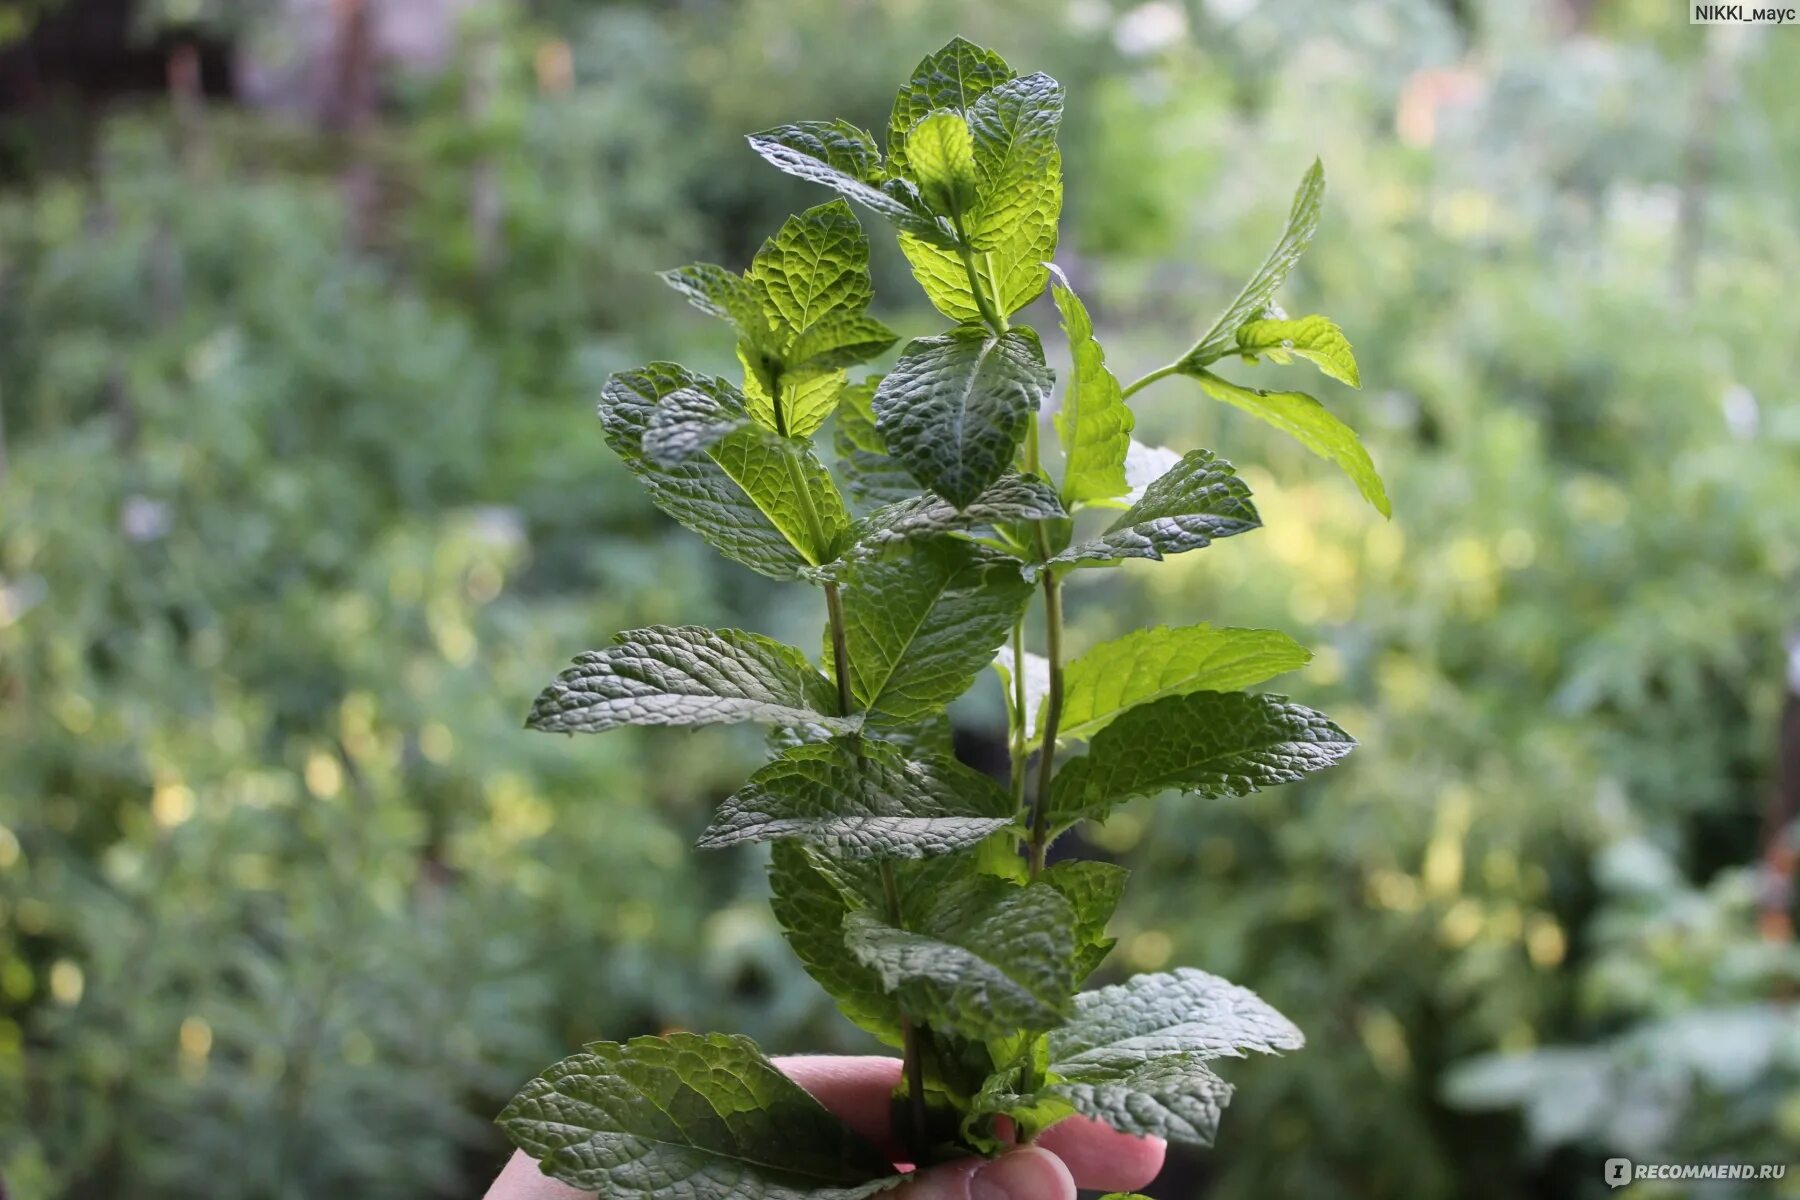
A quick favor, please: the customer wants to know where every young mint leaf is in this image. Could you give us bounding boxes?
[835,538,1034,723]
[1040,968,1305,1147]
[1047,266,1133,506]
[748,121,955,246]
[1179,159,1325,370]
[905,111,980,216]
[497,1032,900,1199]
[527,626,852,735]
[844,874,1077,1041]
[1048,691,1355,830]
[698,736,1015,859]
[1048,1054,1235,1147]
[1040,860,1128,980]
[1235,314,1360,388]
[601,364,852,574]
[1043,449,1259,573]
[888,38,1014,174]
[1056,624,1313,743]
[852,471,1065,549]
[1188,370,1391,517]
[768,842,904,1044]
[873,328,1052,509]
[750,201,877,345]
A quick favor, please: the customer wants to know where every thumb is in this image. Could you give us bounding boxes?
[890,1146,1077,1200]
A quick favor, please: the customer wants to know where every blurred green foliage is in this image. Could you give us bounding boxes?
[1,1,1797,1198]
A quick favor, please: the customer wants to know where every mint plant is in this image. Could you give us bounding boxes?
[499,37,1386,1198]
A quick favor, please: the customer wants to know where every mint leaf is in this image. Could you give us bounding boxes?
[1045,449,1259,573]
[750,201,878,347]
[528,626,851,735]
[888,38,1014,174]
[1048,692,1355,830]
[966,72,1064,316]
[748,121,955,246]
[698,736,1015,859]
[1040,860,1127,980]
[642,384,752,467]
[905,111,980,216]
[1047,267,1133,505]
[769,843,902,1044]
[844,874,1077,1041]
[1048,1055,1235,1147]
[836,538,1034,723]
[1179,159,1325,369]
[1042,968,1305,1146]
[1056,624,1312,743]
[600,364,852,574]
[873,328,1052,509]
[497,1032,899,1199]
[853,471,1064,548]
[1235,314,1360,388]
[1188,370,1391,517]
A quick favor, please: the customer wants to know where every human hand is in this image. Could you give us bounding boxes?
[483,1054,1165,1200]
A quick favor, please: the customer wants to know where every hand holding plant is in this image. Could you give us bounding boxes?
[498,36,1385,1199]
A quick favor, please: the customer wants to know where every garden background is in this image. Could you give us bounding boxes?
[1,0,1797,1196]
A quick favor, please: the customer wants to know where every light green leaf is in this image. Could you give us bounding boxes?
[873,328,1052,509]
[750,201,876,346]
[896,235,984,324]
[905,111,980,216]
[497,1032,899,1199]
[769,843,901,1044]
[1235,314,1360,388]
[1040,860,1128,980]
[888,38,1014,174]
[1055,625,1313,743]
[843,874,1076,1041]
[698,736,1015,859]
[832,376,917,508]
[1044,449,1259,573]
[641,384,753,467]
[1048,691,1355,830]
[965,72,1063,316]
[527,626,850,735]
[600,364,852,575]
[748,121,955,246]
[1047,266,1133,505]
[1188,370,1390,517]
[835,538,1034,723]
[1180,159,1326,369]
[1042,968,1305,1146]
[853,471,1064,548]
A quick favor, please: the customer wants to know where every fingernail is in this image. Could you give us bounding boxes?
[968,1146,1075,1200]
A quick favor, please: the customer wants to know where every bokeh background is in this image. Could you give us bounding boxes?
[2,1,1798,1197]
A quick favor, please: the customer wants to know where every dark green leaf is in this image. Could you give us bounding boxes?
[833,376,917,508]
[873,328,1051,509]
[698,736,1015,859]
[853,471,1064,548]
[1040,860,1127,980]
[844,874,1076,1040]
[1056,624,1312,743]
[1044,449,1259,573]
[748,121,954,245]
[769,843,902,1044]
[527,626,849,734]
[835,538,1034,723]
[1049,692,1355,830]
[497,1032,899,1199]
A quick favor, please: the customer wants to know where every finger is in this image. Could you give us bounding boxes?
[1036,1118,1166,1193]
[483,1150,588,1200]
[775,1055,1166,1192]
[890,1146,1076,1200]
